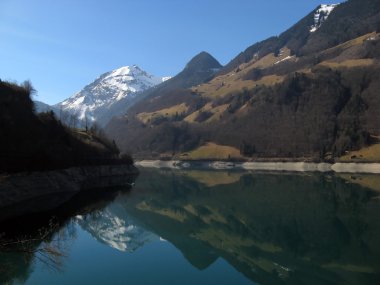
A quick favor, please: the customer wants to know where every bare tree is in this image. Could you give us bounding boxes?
[84,111,89,132]
[0,219,72,272]
[59,109,70,126]
[21,80,36,96]
[68,113,79,129]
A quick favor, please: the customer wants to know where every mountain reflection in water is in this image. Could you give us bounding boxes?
[76,205,158,252]
[1,169,380,285]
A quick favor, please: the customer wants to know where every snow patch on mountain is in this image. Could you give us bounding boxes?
[57,65,169,122]
[162,76,172,82]
[76,210,158,252]
[274,55,294,65]
[310,4,339,33]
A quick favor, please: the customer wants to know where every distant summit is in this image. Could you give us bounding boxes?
[162,51,222,89]
[184,51,222,73]
[106,51,222,117]
[56,65,168,124]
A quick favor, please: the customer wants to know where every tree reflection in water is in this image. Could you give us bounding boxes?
[0,183,134,284]
[0,219,73,278]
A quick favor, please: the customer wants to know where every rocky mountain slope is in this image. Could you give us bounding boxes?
[106,0,380,161]
[57,65,169,126]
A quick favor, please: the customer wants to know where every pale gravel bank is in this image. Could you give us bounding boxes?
[331,163,380,173]
[136,160,380,174]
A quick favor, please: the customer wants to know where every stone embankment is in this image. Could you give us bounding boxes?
[0,164,138,222]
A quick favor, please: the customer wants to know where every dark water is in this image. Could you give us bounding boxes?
[1,168,380,285]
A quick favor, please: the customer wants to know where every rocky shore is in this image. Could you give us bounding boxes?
[0,164,138,222]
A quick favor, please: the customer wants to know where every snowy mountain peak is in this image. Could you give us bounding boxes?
[310,4,339,33]
[76,209,158,253]
[100,65,165,94]
[105,65,148,81]
[57,65,170,123]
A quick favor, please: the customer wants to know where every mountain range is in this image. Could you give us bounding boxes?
[55,65,169,126]
[41,0,380,161]
[104,0,380,161]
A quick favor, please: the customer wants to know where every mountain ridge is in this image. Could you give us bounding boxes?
[105,0,380,161]
[56,65,169,126]
[104,51,222,118]
[220,0,380,75]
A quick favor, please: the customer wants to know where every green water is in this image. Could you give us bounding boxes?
[1,168,380,285]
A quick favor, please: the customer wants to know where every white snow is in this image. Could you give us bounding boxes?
[57,65,169,122]
[105,66,132,78]
[72,96,85,107]
[162,76,172,82]
[76,209,159,252]
[274,56,294,65]
[310,4,339,33]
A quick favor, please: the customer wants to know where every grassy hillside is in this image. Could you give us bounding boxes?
[107,33,380,161]
[105,0,380,161]
[0,80,132,173]
[221,0,380,74]
[179,142,243,161]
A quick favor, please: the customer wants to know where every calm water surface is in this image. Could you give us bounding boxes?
[1,168,380,285]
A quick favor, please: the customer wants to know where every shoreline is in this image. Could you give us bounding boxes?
[0,164,138,223]
[135,160,380,174]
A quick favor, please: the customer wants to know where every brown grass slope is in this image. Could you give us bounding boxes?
[106,0,380,161]
[221,0,380,75]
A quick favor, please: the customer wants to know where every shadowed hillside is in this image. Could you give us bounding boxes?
[106,0,380,161]
[0,80,132,173]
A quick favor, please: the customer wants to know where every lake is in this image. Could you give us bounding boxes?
[1,168,380,285]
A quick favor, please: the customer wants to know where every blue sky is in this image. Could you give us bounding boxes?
[0,0,339,104]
